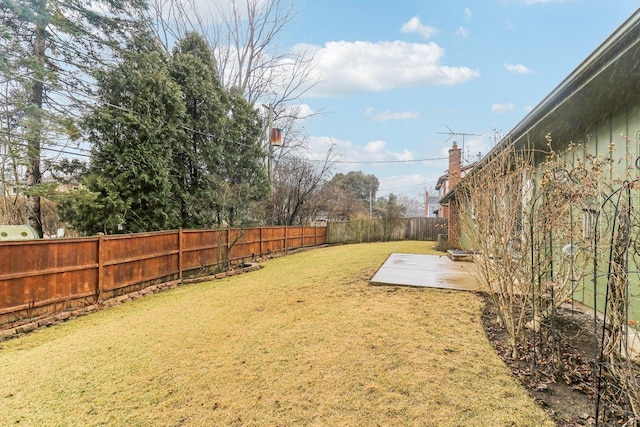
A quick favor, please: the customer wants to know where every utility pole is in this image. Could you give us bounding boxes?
[263,104,274,185]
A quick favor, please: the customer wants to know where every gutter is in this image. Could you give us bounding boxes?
[440,7,640,205]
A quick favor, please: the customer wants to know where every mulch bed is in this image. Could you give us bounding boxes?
[481,294,639,426]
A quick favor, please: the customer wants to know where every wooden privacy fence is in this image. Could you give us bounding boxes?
[327,217,448,244]
[0,226,326,325]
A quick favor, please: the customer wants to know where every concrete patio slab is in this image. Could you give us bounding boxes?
[370,253,480,291]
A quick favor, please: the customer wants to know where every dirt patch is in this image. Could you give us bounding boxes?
[481,294,637,426]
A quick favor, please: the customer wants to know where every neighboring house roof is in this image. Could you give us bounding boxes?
[435,174,447,191]
[442,8,640,203]
[1,179,80,195]
[435,163,477,191]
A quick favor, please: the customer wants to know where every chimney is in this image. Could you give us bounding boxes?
[448,142,462,189]
[447,142,462,248]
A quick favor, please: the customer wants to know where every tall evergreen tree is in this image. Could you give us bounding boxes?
[60,34,185,234]
[217,88,269,226]
[169,32,268,228]
[0,0,146,236]
[169,32,227,228]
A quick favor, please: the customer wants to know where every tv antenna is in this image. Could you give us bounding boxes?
[437,125,482,164]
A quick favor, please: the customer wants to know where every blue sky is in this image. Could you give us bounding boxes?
[280,0,638,200]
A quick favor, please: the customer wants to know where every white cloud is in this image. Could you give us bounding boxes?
[463,137,490,161]
[304,136,454,197]
[160,0,234,24]
[282,103,315,120]
[306,136,416,166]
[378,173,445,197]
[491,103,515,114]
[305,136,338,162]
[393,149,415,161]
[369,110,421,122]
[365,140,386,153]
[455,26,469,37]
[299,40,480,96]
[401,17,438,39]
[464,8,472,20]
[504,63,534,74]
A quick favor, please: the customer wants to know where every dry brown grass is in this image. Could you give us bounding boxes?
[0,241,553,426]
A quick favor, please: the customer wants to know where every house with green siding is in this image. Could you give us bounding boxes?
[441,8,640,322]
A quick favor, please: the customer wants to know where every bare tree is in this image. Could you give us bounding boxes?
[150,0,319,134]
[396,193,425,217]
[267,151,334,225]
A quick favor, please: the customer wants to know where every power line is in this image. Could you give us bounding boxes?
[281,154,447,165]
[40,80,262,151]
[332,156,447,165]
[0,129,92,158]
[379,182,432,192]
[7,77,443,166]
[4,74,250,148]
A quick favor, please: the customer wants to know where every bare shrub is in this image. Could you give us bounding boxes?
[458,144,534,358]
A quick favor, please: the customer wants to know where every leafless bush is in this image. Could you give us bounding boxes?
[458,145,534,358]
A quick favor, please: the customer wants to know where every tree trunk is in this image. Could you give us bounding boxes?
[26,0,47,238]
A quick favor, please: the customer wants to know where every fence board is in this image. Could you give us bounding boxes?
[261,227,287,253]
[228,228,263,262]
[181,229,225,272]
[0,226,327,325]
[327,218,448,244]
[1,238,99,318]
[101,231,181,292]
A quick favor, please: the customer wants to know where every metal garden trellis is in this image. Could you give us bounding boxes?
[528,157,640,426]
[592,177,638,426]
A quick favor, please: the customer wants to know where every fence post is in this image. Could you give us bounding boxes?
[97,233,104,301]
[178,228,183,281]
[284,226,288,254]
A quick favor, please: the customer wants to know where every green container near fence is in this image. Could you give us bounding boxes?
[0,225,40,241]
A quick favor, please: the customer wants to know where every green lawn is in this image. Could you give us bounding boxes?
[0,241,553,426]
